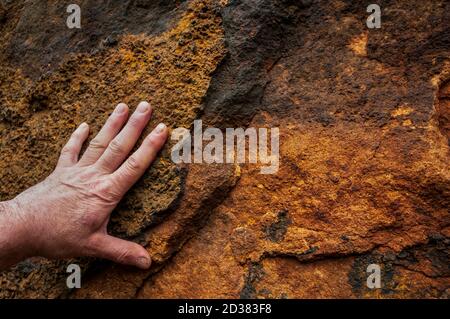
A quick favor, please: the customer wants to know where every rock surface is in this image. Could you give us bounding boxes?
[0,0,449,298]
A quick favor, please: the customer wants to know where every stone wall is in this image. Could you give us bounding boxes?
[0,0,448,298]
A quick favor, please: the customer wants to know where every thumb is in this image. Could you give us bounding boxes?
[88,234,152,269]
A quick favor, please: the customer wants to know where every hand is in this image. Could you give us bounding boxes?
[0,101,168,270]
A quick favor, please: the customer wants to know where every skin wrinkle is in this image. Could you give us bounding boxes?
[0,200,32,266]
[60,179,119,205]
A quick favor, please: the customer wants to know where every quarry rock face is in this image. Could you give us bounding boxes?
[0,0,449,298]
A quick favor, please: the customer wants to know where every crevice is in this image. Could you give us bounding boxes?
[435,78,450,144]
[132,168,241,298]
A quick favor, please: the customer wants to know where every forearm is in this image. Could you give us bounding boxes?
[0,199,33,270]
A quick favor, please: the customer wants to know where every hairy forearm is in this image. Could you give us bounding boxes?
[0,200,33,270]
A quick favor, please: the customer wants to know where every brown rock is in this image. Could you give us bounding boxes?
[0,0,449,298]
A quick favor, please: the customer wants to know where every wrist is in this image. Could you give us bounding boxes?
[0,199,36,268]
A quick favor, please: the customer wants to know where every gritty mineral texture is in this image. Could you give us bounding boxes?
[0,0,449,298]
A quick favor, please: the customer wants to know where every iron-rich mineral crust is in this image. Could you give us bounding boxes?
[0,0,449,298]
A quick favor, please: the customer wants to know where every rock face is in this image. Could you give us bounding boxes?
[0,0,449,298]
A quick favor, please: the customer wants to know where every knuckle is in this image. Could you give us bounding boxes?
[147,136,162,151]
[128,115,142,128]
[126,156,141,173]
[89,138,108,151]
[145,138,160,156]
[109,116,124,130]
[92,179,121,202]
[115,249,131,264]
[146,136,158,147]
[71,130,82,139]
[108,139,125,155]
[61,145,74,155]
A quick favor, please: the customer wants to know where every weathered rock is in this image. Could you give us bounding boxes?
[0,0,449,298]
[0,0,229,298]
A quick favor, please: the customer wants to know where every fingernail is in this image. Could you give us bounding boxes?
[80,122,89,130]
[115,103,127,114]
[155,123,166,133]
[136,101,150,113]
[136,256,151,269]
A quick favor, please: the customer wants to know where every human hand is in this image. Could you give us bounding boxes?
[0,101,167,270]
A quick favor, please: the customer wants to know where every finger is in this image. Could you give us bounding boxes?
[95,101,153,173]
[78,103,129,166]
[87,233,151,269]
[57,123,90,168]
[110,123,168,196]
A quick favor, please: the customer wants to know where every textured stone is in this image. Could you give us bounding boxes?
[0,0,228,298]
[0,0,449,298]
